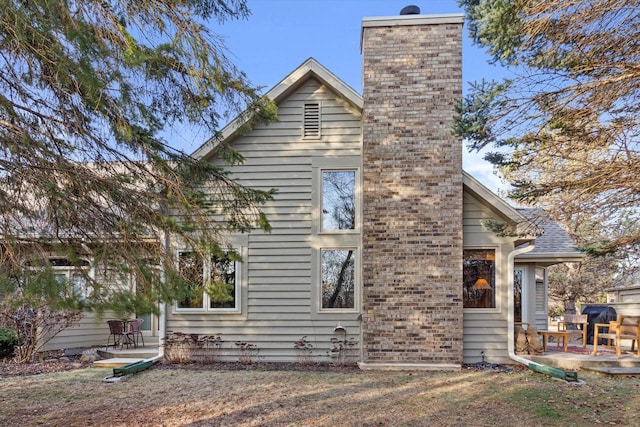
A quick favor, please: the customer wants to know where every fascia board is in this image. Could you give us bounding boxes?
[516,251,585,261]
[463,171,524,224]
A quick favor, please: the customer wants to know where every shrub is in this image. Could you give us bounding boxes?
[293,336,314,365]
[163,331,223,364]
[0,326,17,359]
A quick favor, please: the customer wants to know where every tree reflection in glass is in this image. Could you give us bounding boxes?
[322,171,355,231]
[321,249,355,309]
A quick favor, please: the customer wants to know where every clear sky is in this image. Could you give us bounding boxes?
[179,0,511,194]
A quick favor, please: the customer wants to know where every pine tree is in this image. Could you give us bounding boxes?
[0,1,277,315]
[456,0,640,255]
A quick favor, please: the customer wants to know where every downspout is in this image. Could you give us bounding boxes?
[507,243,580,382]
[102,228,169,382]
[146,229,170,363]
[507,243,536,366]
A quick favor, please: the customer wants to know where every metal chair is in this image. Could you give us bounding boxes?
[127,318,145,348]
[105,320,133,350]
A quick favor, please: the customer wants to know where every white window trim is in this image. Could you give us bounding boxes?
[174,248,242,314]
[463,246,501,313]
[30,257,93,301]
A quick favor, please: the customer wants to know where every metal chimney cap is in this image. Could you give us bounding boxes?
[400,5,421,15]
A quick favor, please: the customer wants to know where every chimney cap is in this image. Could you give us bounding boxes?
[400,5,421,15]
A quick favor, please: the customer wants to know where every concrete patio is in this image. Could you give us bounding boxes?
[94,338,160,368]
[525,343,640,374]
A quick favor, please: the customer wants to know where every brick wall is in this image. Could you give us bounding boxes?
[361,15,464,366]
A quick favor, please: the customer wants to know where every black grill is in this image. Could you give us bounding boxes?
[581,305,617,345]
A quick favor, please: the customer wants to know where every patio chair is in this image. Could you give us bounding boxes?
[127,318,145,348]
[557,314,587,348]
[105,320,133,350]
[592,315,640,358]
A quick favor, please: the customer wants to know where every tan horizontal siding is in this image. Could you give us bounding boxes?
[43,312,114,351]
[462,189,514,363]
[166,76,363,363]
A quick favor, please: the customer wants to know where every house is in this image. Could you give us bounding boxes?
[45,10,583,368]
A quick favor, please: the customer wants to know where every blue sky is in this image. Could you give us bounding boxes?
[180,1,512,194]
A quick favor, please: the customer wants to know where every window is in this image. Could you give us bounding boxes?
[176,250,239,312]
[321,249,356,310]
[46,258,91,300]
[535,267,546,313]
[209,254,236,309]
[303,102,321,138]
[463,249,496,309]
[312,158,360,317]
[177,251,204,309]
[322,170,356,231]
[514,268,523,322]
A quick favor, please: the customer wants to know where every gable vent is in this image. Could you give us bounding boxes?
[303,103,321,139]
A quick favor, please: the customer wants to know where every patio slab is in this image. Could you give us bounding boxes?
[526,345,640,370]
[583,366,640,376]
[97,343,159,360]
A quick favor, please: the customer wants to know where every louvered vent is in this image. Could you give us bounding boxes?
[303,103,321,138]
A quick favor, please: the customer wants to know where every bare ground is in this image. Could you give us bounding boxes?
[1,358,639,426]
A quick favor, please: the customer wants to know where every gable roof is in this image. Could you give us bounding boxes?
[191,58,581,251]
[191,58,362,160]
[515,208,584,264]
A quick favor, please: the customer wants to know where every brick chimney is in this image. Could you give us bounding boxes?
[360,11,464,369]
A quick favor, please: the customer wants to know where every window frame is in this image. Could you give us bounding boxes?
[312,160,360,236]
[311,156,362,319]
[54,262,91,301]
[320,169,358,233]
[174,249,241,314]
[318,247,359,313]
[26,257,92,301]
[463,247,499,312]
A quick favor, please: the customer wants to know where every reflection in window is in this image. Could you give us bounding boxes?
[321,249,355,309]
[514,269,523,322]
[322,170,355,231]
[177,251,238,311]
[48,259,90,300]
[71,273,89,300]
[463,249,496,308]
[208,254,236,309]
[177,251,204,309]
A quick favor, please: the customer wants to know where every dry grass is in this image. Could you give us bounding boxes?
[1,363,640,426]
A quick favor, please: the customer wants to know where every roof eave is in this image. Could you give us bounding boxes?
[515,251,585,264]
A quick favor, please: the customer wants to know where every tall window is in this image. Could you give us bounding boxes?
[312,159,360,316]
[209,254,236,309]
[177,251,204,309]
[514,268,523,322]
[176,251,238,312]
[322,170,355,231]
[321,249,355,309]
[463,249,496,309]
